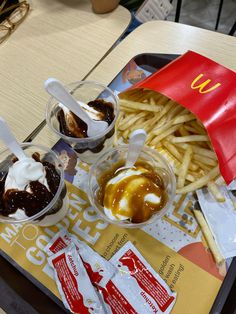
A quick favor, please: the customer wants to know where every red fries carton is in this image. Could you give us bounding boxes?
[128,51,236,184]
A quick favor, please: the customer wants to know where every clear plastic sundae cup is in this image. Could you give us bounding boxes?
[0,143,69,226]
[88,145,176,228]
[46,80,119,164]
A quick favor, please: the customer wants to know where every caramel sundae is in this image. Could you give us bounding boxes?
[97,161,167,223]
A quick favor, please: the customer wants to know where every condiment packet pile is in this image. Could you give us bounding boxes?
[46,230,177,313]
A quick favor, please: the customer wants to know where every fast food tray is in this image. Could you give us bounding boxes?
[0,53,236,313]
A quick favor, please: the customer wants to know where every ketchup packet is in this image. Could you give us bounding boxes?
[109,241,177,314]
[98,274,145,314]
[126,51,236,184]
[45,229,116,287]
[48,244,105,314]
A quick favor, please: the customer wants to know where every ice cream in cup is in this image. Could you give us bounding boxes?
[0,143,69,226]
[88,145,176,228]
[45,80,119,164]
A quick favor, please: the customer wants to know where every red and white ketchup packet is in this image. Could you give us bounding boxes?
[98,241,177,314]
[48,244,105,314]
[45,229,116,288]
[98,274,143,313]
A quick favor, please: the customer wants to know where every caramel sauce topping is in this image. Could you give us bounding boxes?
[97,161,167,223]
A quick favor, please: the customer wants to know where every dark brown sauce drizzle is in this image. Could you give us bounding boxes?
[97,161,167,223]
[0,154,61,218]
[57,99,114,138]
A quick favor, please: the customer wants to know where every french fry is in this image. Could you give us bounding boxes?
[120,99,162,112]
[171,135,209,143]
[215,176,226,186]
[153,100,175,123]
[207,181,225,202]
[151,125,180,145]
[175,143,217,159]
[178,126,189,137]
[193,154,217,166]
[184,125,199,133]
[173,167,195,183]
[168,106,186,121]
[155,95,170,106]
[194,160,212,172]
[193,209,224,265]
[177,146,193,188]
[153,121,173,136]
[173,114,195,125]
[163,141,198,171]
[119,112,146,130]
[163,141,182,160]
[189,121,206,135]
[120,107,137,113]
[137,90,158,102]
[158,101,176,124]
[176,166,220,194]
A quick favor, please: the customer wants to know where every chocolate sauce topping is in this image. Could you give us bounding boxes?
[0,154,61,218]
[57,99,114,138]
[58,110,88,138]
[43,161,60,195]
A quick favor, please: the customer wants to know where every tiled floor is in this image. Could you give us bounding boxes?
[167,0,236,35]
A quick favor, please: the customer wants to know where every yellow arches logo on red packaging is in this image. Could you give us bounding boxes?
[191,74,221,94]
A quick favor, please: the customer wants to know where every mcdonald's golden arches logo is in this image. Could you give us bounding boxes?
[191,74,221,94]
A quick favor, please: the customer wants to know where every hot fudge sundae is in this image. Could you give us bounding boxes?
[46,81,119,164]
[0,150,68,226]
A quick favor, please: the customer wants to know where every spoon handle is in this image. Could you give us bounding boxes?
[0,117,26,160]
[45,78,92,125]
[126,129,147,168]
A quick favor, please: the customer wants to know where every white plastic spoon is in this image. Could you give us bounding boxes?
[116,129,147,173]
[44,78,108,137]
[0,117,27,160]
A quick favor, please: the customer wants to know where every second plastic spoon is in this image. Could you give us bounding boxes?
[116,129,147,173]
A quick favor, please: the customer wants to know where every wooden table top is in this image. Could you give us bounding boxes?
[88,20,236,83]
[0,0,130,149]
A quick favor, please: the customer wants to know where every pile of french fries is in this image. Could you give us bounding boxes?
[116,88,225,202]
